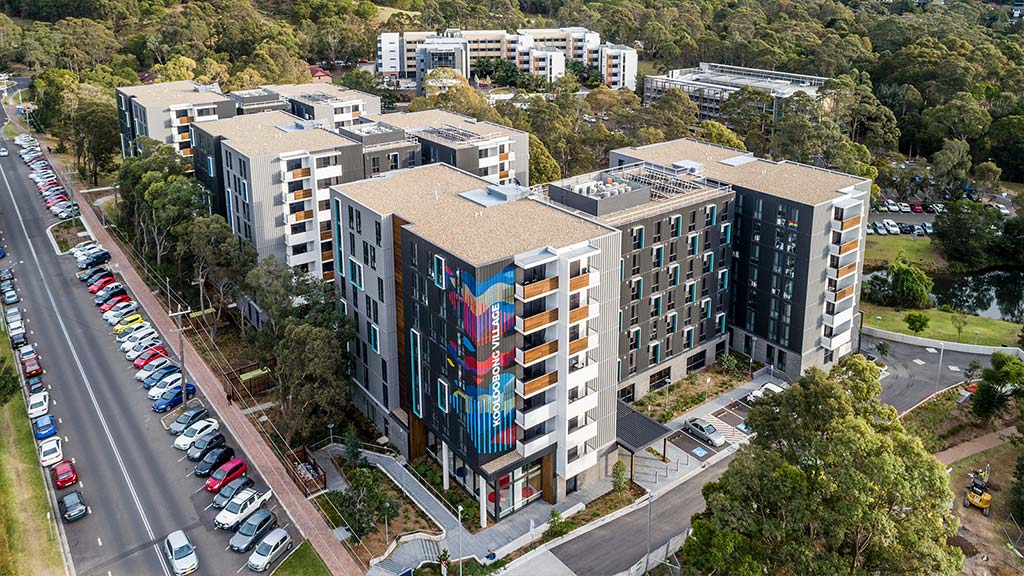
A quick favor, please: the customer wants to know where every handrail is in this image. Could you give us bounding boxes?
[403,460,462,520]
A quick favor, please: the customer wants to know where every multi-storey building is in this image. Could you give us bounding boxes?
[263,83,382,131]
[116,80,235,159]
[547,162,736,401]
[369,109,529,186]
[611,139,870,381]
[189,111,418,284]
[643,63,827,122]
[376,27,637,90]
[227,88,290,115]
[330,163,622,525]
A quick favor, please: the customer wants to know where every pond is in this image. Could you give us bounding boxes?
[930,269,1024,324]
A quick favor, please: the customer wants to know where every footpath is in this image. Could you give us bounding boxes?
[6,106,362,576]
[934,425,1017,466]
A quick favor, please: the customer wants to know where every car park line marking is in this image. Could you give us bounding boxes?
[0,154,172,576]
[184,471,193,478]
[97,538,102,547]
[204,503,214,511]
[225,545,231,551]
[58,417,62,424]
[63,436,68,442]
[238,563,248,573]
[912,359,926,366]
[192,485,205,495]
[178,454,189,463]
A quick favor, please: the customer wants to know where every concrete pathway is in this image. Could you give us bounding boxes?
[934,426,1017,465]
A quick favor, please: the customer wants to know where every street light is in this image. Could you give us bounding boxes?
[974,330,979,345]
[935,342,945,395]
[705,376,711,401]
[328,423,334,446]
[644,489,653,573]
[457,505,464,576]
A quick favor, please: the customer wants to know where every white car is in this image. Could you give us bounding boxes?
[997,204,1011,216]
[173,419,219,450]
[126,339,163,362]
[0,148,7,157]
[885,200,899,212]
[898,202,912,213]
[5,306,21,324]
[27,392,49,418]
[120,327,159,351]
[882,219,900,235]
[38,438,62,467]
[135,358,172,381]
[69,241,98,257]
[116,322,153,342]
[104,302,140,324]
[75,245,105,262]
[214,488,273,530]
[7,319,25,338]
[745,382,785,404]
[148,373,183,400]
[163,530,199,576]
[247,528,292,572]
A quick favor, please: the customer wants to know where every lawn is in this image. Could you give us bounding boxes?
[49,217,86,252]
[860,302,1021,348]
[863,235,947,273]
[900,387,1016,453]
[1000,181,1024,196]
[2,121,19,140]
[638,60,660,77]
[371,4,419,24]
[0,326,64,575]
[272,540,331,576]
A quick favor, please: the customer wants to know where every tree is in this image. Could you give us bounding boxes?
[904,311,929,335]
[922,92,991,143]
[698,121,745,149]
[274,321,353,442]
[177,215,256,328]
[862,253,932,309]
[931,139,972,195]
[971,380,1007,420]
[141,175,204,268]
[611,460,628,493]
[243,256,305,340]
[343,424,366,467]
[327,468,396,537]
[932,200,1003,270]
[1018,325,1024,349]
[719,86,773,156]
[528,134,560,186]
[645,88,696,140]
[986,116,1024,181]
[971,353,1024,420]
[681,357,962,575]
[952,309,969,342]
[972,161,1002,195]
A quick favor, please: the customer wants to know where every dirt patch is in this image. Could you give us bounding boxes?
[48,217,86,252]
[902,387,1018,453]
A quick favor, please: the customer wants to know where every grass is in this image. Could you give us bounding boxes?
[860,302,1022,348]
[863,235,948,273]
[49,217,86,252]
[632,358,750,424]
[1000,181,1024,196]
[638,60,660,77]
[272,540,331,576]
[0,325,64,575]
[2,121,19,140]
[371,4,419,24]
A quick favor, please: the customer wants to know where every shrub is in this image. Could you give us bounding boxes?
[612,460,628,493]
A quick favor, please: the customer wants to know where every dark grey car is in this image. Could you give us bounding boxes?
[229,509,277,553]
[169,406,209,436]
[212,476,255,509]
[187,431,226,462]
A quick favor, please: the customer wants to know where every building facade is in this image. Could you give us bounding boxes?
[330,164,622,525]
[370,109,529,186]
[643,63,827,122]
[116,80,236,159]
[263,83,382,131]
[547,163,735,401]
[376,27,637,90]
[227,88,290,115]
[611,139,870,382]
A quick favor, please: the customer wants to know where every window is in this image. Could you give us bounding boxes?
[670,214,682,237]
[388,153,399,170]
[651,294,662,316]
[437,378,449,413]
[631,226,645,250]
[629,327,640,350]
[719,269,729,291]
[409,329,422,417]
[705,204,717,226]
[368,323,379,353]
[669,263,680,286]
[432,255,446,289]
[348,258,364,290]
[206,156,214,177]
[371,156,381,174]
[240,180,248,203]
[685,281,696,303]
[716,312,726,335]
[684,326,694,349]
[701,297,712,318]
[375,221,382,247]
[688,233,699,256]
[721,222,732,244]
[667,311,678,333]
[648,342,661,364]
[652,245,664,267]
[630,277,643,301]
[702,252,714,274]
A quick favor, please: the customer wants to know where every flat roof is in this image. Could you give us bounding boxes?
[656,63,825,98]
[617,401,673,453]
[263,83,375,105]
[370,110,523,146]
[195,111,359,156]
[333,164,611,265]
[613,139,867,205]
[117,81,229,109]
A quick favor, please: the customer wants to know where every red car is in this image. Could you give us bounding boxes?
[45,196,68,208]
[88,277,116,293]
[910,203,924,213]
[99,295,132,312]
[134,347,168,369]
[53,461,78,489]
[205,458,247,492]
[22,358,42,377]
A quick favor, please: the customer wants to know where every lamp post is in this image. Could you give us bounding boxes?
[749,337,757,377]
[328,423,334,446]
[974,331,979,345]
[457,505,464,576]
[936,342,945,395]
[705,376,711,401]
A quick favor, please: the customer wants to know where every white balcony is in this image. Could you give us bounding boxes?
[566,361,598,389]
[823,306,854,327]
[825,285,856,304]
[565,447,598,478]
[285,249,317,269]
[517,430,556,458]
[827,261,858,281]
[567,388,599,418]
[821,329,852,350]
[285,228,318,246]
[567,418,598,447]
[515,400,556,430]
[831,214,862,234]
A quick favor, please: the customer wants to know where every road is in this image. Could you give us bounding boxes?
[0,98,288,576]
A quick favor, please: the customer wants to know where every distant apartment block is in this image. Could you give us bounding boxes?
[547,163,735,401]
[643,63,828,122]
[189,111,419,284]
[377,27,637,90]
[369,109,529,186]
[227,88,290,115]
[611,139,870,382]
[263,83,382,131]
[116,80,235,159]
[330,163,621,525]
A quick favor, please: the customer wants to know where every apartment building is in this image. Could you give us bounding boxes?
[263,83,382,131]
[370,109,529,186]
[376,27,637,90]
[643,63,827,122]
[547,163,736,401]
[227,88,290,115]
[330,163,622,525]
[611,139,870,381]
[116,80,235,159]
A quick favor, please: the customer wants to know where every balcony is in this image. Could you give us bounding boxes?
[827,261,858,281]
[568,268,599,293]
[515,309,558,335]
[323,270,335,281]
[567,386,599,417]
[517,429,556,458]
[289,189,313,201]
[320,229,332,241]
[283,167,311,181]
[288,210,314,224]
[499,152,510,161]
[829,238,859,257]
[321,250,333,262]
[567,417,597,446]
[499,170,509,179]
[823,306,854,327]
[831,214,862,233]
[516,340,558,367]
[175,131,190,142]
[568,302,596,325]
[825,284,856,304]
[568,329,598,356]
[176,116,193,125]
[567,361,598,389]
[180,148,192,157]
[516,276,558,302]
[565,445,598,478]
[821,329,852,350]
[515,400,556,430]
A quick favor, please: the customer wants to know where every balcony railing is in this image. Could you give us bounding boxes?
[289,189,313,201]
[828,261,858,280]
[516,276,558,301]
[569,268,599,292]
[284,167,311,181]
[320,230,332,241]
[516,309,558,334]
[515,400,555,429]
[323,270,335,281]
[288,210,314,224]
[568,304,592,324]
[499,152,509,161]
[517,430,555,458]
[176,116,193,125]
[517,340,558,366]
[826,284,856,303]
[832,214,861,232]
[321,251,333,262]
[830,238,859,256]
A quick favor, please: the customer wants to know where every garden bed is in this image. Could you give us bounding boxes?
[901,387,1018,453]
[49,217,86,252]
[409,456,485,533]
[632,355,752,423]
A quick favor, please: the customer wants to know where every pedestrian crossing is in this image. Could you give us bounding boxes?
[702,413,748,444]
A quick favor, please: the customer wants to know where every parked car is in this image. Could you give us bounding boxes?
[113,316,147,335]
[885,200,900,212]
[53,461,78,489]
[8,319,26,339]
[18,344,37,362]
[246,527,292,572]
[79,251,111,269]
[129,340,165,363]
[205,458,247,493]
[682,417,726,447]
[10,332,27,349]
[147,372,183,398]
[143,364,180,389]
[882,219,900,235]
[135,357,172,381]
[872,221,887,236]
[151,382,195,412]
[213,475,254,509]
[32,414,57,440]
[189,431,227,463]
[214,487,272,531]
[3,289,20,305]
[745,382,785,404]
[910,203,924,213]
[88,276,116,294]
[174,419,219,450]
[923,203,936,213]
[38,437,62,467]
[229,509,276,553]
[163,530,199,576]
[22,358,42,377]
[898,222,915,234]
[121,327,159,351]
[923,222,934,235]
[913,224,925,236]
[898,202,912,212]
[27,392,49,418]
[4,305,20,323]
[168,406,209,436]
[104,302,140,324]
[99,295,132,313]
[77,265,108,282]
[58,490,88,523]
[194,446,235,478]
[25,375,45,396]
[135,347,169,369]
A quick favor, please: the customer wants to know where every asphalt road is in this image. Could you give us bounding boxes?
[0,102,288,576]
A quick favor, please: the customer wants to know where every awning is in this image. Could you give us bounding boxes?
[616,400,673,453]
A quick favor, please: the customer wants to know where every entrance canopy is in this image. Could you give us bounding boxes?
[616,400,673,454]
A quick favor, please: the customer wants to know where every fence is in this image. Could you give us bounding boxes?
[617,531,689,576]
[863,326,1024,359]
[285,445,327,496]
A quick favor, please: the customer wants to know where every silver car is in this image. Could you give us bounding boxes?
[229,509,277,553]
[247,528,292,572]
[163,530,198,575]
[683,417,726,448]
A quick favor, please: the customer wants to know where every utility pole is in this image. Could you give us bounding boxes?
[165,276,171,312]
[644,489,653,573]
[457,505,464,576]
[169,304,192,412]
